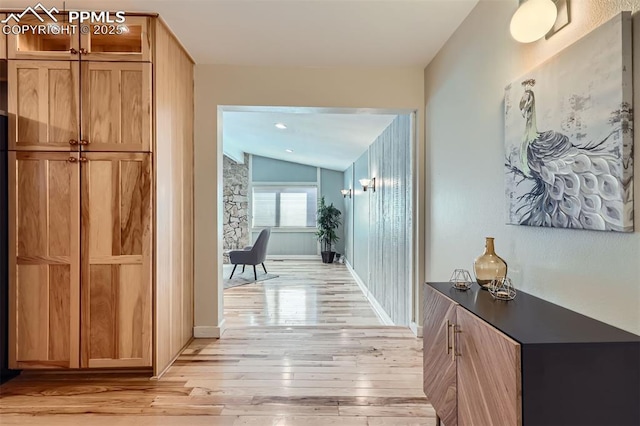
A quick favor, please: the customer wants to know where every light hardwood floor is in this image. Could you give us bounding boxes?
[0,260,432,425]
[223,260,383,327]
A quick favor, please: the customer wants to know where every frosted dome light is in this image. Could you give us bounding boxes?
[510,0,558,43]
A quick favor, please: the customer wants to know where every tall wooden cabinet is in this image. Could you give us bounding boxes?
[424,283,640,426]
[6,14,194,375]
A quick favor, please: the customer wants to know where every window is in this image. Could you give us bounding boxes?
[252,186,317,228]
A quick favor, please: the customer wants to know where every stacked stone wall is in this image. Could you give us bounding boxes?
[223,154,249,262]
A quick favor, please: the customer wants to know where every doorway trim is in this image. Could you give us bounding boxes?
[210,105,422,335]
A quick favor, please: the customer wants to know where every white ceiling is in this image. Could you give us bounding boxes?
[222,110,398,171]
[2,1,478,167]
[1,0,479,66]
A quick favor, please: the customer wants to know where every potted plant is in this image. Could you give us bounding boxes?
[316,196,342,263]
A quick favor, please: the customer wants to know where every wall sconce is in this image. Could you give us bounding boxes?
[341,189,352,198]
[510,0,569,43]
[359,177,376,192]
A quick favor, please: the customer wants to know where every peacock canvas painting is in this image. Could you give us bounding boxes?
[505,12,634,233]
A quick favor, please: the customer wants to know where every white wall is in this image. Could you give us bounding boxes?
[424,0,640,334]
[194,65,425,335]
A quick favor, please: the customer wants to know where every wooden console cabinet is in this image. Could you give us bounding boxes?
[424,283,640,426]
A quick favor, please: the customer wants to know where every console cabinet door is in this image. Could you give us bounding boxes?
[80,153,151,368]
[457,308,522,426]
[8,152,80,369]
[81,62,151,152]
[423,286,458,426]
[8,61,80,151]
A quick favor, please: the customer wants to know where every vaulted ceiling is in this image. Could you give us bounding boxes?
[222,110,398,171]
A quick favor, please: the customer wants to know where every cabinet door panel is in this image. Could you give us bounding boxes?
[81,62,151,152]
[9,152,80,369]
[8,61,80,151]
[81,153,151,368]
[457,308,522,426]
[423,286,458,426]
[81,17,152,62]
[7,14,79,60]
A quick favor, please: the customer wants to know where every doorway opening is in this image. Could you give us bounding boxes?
[219,106,417,330]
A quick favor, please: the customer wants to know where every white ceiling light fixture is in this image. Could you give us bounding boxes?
[510,0,558,43]
[275,123,287,130]
[285,149,293,153]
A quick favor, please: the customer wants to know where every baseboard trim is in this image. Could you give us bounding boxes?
[410,322,423,338]
[193,320,226,338]
[266,255,321,260]
[152,337,194,380]
[345,261,394,326]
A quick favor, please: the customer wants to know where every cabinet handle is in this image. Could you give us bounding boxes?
[445,320,452,355]
[68,157,77,163]
[79,140,90,145]
[451,324,457,361]
[452,324,462,360]
[79,157,88,163]
[69,139,78,145]
[79,48,89,55]
[70,48,78,55]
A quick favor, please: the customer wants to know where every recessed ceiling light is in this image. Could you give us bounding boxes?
[275,123,287,130]
[285,149,293,153]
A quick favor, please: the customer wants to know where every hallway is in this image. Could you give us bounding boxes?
[0,261,432,425]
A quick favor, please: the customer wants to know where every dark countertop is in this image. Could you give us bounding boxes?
[426,282,640,345]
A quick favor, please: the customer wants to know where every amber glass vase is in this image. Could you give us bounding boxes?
[474,237,507,290]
